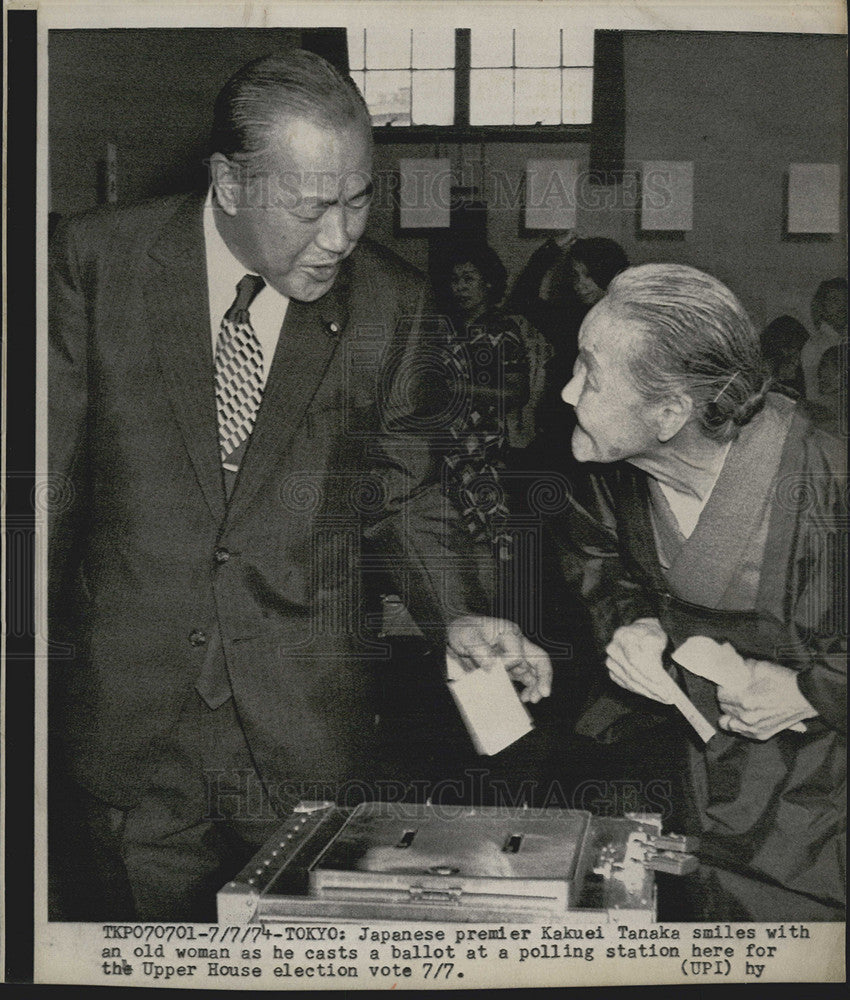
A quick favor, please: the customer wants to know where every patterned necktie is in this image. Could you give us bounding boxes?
[215,274,266,471]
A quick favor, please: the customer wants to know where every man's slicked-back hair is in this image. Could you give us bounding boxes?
[605,263,771,443]
[210,49,371,171]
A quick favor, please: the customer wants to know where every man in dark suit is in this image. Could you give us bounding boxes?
[49,49,551,921]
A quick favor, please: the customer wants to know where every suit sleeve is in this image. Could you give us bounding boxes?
[362,277,493,647]
[48,220,90,611]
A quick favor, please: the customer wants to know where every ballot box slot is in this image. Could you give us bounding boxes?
[503,833,523,854]
[395,829,417,849]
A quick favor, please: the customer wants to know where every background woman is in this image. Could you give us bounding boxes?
[508,235,629,452]
[441,243,550,561]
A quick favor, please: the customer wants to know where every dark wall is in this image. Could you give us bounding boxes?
[48,27,339,214]
[622,31,847,328]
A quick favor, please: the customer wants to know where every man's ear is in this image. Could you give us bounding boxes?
[655,394,693,443]
[209,153,242,217]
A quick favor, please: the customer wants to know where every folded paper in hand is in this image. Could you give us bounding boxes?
[642,662,717,744]
[446,649,533,756]
[673,635,807,733]
[673,636,749,688]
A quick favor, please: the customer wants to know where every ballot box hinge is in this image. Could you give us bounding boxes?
[638,833,700,876]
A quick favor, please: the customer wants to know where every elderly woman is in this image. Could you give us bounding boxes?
[552,263,845,921]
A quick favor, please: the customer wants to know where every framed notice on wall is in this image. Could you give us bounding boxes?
[399,158,452,228]
[641,161,694,231]
[787,163,841,234]
[524,159,580,230]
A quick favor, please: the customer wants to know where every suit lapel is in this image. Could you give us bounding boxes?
[145,194,226,524]
[224,259,352,522]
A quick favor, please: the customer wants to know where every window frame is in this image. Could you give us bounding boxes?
[354,27,593,141]
[371,123,591,144]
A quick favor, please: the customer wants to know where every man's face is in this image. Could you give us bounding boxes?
[561,301,661,463]
[220,116,373,301]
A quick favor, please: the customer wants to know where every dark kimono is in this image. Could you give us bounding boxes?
[550,394,846,920]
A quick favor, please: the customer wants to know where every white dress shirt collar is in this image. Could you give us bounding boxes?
[203,188,289,386]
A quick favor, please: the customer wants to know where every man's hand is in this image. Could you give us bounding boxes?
[605,618,673,704]
[717,660,817,740]
[447,616,552,704]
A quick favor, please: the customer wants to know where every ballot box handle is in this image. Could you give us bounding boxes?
[408,884,463,904]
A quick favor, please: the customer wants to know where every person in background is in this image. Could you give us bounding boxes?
[508,235,629,452]
[760,314,808,398]
[806,341,847,435]
[441,243,551,561]
[802,276,848,403]
[505,230,581,347]
[568,237,631,309]
[550,263,845,921]
[508,234,629,377]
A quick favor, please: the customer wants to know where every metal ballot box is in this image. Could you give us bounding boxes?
[218,801,697,925]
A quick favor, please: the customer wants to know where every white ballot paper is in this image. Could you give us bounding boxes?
[445,649,534,755]
[673,635,807,732]
[641,661,718,744]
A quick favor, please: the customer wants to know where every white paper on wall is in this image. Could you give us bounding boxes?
[788,163,841,234]
[641,160,694,231]
[524,158,579,229]
[399,157,452,228]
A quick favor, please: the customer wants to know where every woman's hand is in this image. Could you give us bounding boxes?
[605,618,674,704]
[717,660,817,740]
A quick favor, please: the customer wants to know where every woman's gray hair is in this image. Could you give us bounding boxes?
[605,263,771,443]
[210,49,371,173]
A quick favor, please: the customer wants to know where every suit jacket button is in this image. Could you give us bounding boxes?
[189,629,207,647]
[214,547,230,564]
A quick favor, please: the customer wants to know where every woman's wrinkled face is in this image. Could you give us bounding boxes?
[561,301,660,463]
[571,261,605,307]
[451,262,490,317]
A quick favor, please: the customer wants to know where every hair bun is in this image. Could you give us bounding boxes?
[731,378,770,426]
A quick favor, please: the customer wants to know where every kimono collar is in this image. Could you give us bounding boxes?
[661,393,796,607]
